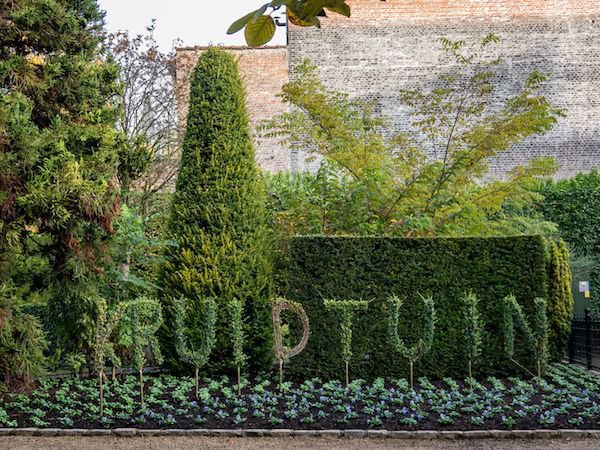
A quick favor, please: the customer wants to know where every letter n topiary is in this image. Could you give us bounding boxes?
[502,295,548,378]
[160,47,273,373]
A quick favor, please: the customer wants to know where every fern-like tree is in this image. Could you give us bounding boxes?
[127,297,163,404]
[323,299,368,387]
[502,295,548,378]
[229,299,247,396]
[388,294,436,389]
[175,297,217,398]
[160,47,273,373]
[92,299,127,417]
[462,292,483,382]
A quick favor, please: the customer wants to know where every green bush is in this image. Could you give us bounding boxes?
[546,240,573,360]
[160,47,273,373]
[279,235,549,379]
[537,170,599,315]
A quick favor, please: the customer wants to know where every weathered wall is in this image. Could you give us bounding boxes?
[288,0,600,178]
[175,46,290,172]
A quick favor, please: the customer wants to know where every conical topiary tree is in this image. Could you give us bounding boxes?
[160,47,273,373]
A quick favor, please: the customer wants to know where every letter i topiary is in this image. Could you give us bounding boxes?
[229,299,247,396]
[127,297,164,404]
[93,299,127,418]
[323,299,368,387]
[175,297,217,398]
[388,294,436,389]
[462,292,483,383]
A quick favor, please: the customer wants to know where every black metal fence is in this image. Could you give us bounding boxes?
[568,308,600,370]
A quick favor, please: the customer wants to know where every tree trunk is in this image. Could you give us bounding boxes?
[195,366,199,398]
[278,359,283,392]
[237,365,241,396]
[99,372,104,417]
[345,360,349,388]
[409,361,414,390]
[139,368,144,404]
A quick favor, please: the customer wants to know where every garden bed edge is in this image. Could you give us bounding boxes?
[1,428,599,439]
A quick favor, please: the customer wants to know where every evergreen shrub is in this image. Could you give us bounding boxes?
[279,235,549,379]
[160,47,273,373]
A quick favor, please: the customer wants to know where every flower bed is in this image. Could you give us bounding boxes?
[1,364,598,431]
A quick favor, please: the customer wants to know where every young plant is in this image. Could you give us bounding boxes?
[272,297,310,391]
[127,297,164,404]
[388,294,436,389]
[229,299,247,396]
[323,299,368,387]
[502,295,548,378]
[92,299,127,417]
[174,297,217,398]
[462,292,483,383]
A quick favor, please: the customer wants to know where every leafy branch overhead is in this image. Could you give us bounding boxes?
[228,1,351,47]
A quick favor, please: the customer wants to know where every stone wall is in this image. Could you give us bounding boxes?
[288,0,600,178]
[175,46,290,172]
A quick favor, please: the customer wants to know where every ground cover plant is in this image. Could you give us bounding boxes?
[1,363,598,430]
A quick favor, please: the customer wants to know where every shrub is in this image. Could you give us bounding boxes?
[323,299,369,386]
[502,295,548,377]
[0,283,47,389]
[536,171,599,315]
[546,239,573,361]
[280,235,548,379]
[462,292,483,381]
[160,47,273,373]
[388,294,435,388]
[175,297,217,398]
[126,297,163,404]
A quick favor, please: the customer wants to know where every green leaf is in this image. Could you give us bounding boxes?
[227,5,267,35]
[325,4,350,17]
[244,15,277,47]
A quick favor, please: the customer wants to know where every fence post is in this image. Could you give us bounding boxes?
[568,320,575,364]
[585,308,592,370]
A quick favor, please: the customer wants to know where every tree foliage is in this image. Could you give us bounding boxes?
[388,294,435,387]
[462,292,483,379]
[502,295,548,377]
[0,0,122,280]
[323,299,368,385]
[229,1,351,46]
[174,297,217,372]
[546,240,573,361]
[536,171,599,316]
[0,282,47,388]
[0,0,124,362]
[160,47,273,373]
[106,22,180,211]
[263,36,561,237]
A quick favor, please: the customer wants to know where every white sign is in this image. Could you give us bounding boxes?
[579,281,590,293]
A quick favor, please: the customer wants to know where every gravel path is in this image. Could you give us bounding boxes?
[1,437,599,450]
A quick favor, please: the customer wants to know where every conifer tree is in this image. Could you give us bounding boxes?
[161,47,273,372]
[0,1,123,352]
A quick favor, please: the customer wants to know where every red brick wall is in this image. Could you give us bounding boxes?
[175,47,290,172]
[324,0,600,25]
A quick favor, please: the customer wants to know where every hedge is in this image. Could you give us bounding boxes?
[536,170,600,316]
[279,235,548,379]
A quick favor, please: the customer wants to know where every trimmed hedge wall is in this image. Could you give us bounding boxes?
[280,235,548,380]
